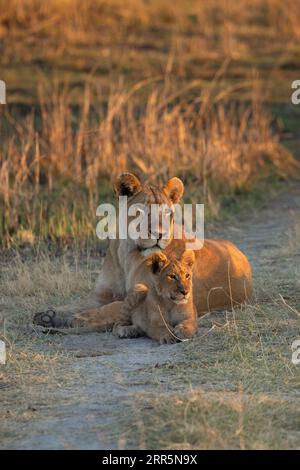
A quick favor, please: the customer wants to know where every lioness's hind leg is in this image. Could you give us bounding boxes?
[33,296,105,328]
[74,301,124,331]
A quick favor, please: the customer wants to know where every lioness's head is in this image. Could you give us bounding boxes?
[114,172,184,251]
[147,249,195,304]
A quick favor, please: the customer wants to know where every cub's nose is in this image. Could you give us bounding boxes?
[179,288,188,296]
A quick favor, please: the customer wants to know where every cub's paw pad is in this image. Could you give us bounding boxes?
[33,309,56,327]
[113,323,130,338]
[173,325,188,340]
[173,325,193,341]
[113,323,140,338]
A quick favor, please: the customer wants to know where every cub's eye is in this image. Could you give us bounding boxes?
[164,208,173,217]
[168,273,177,280]
[185,273,191,280]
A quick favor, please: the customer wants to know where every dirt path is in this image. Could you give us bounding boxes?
[1,183,300,450]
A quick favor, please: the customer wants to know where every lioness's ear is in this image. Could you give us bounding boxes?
[148,252,168,274]
[114,173,142,197]
[181,250,195,268]
[163,177,184,204]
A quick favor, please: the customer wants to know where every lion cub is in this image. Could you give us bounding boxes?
[73,246,197,343]
[113,249,197,344]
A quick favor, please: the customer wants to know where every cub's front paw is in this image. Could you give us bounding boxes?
[158,331,178,345]
[113,323,141,339]
[173,323,196,340]
[33,309,57,327]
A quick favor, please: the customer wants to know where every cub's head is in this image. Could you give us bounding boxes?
[147,250,195,304]
[114,172,184,251]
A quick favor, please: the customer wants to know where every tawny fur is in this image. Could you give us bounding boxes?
[75,248,198,344]
[166,238,252,314]
[33,173,252,332]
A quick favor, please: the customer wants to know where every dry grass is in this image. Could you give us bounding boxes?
[281,219,300,256]
[1,212,300,449]
[131,390,300,449]
[125,290,300,449]
[1,0,300,89]
[118,225,300,450]
[0,252,97,436]
[0,252,97,325]
[1,0,299,247]
[0,75,296,247]
[1,0,300,450]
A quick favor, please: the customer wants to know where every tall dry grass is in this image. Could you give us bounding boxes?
[1,0,300,105]
[0,0,299,247]
[1,0,300,53]
[0,75,296,247]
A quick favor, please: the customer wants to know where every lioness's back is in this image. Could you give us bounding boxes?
[193,239,252,313]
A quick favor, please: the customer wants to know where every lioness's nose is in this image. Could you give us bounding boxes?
[179,288,188,296]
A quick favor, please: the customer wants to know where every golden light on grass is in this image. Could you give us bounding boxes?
[0,74,297,247]
[1,0,300,450]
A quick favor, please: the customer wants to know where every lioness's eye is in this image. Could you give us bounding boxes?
[168,274,176,280]
[186,273,191,279]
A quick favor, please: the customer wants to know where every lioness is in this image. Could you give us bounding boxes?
[33,173,252,330]
[74,247,197,344]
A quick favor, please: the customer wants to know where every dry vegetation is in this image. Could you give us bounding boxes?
[1,0,300,247]
[1,215,300,449]
[123,226,300,449]
[1,0,300,450]
[1,0,300,84]
[1,76,296,246]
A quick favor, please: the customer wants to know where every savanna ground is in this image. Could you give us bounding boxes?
[1,0,300,449]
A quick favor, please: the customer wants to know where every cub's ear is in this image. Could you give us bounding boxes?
[114,173,142,197]
[181,250,195,268]
[147,252,168,274]
[163,177,184,204]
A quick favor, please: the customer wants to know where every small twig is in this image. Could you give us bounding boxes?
[198,324,217,338]
[157,305,189,343]
[279,294,300,318]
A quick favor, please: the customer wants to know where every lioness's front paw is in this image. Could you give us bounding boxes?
[33,309,74,328]
[33,309,57,327]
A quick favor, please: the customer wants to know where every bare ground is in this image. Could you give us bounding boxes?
[1,183,300,449]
